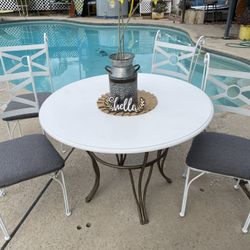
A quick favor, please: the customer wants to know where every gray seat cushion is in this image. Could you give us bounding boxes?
[0,134,64,188]
[186,132,250,180]
[3,92,51,121]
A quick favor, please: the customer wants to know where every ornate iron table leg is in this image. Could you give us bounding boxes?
[84,150,171,224]
[85,151,100,203]
[116,154,127,166]
[128,152,154,224]
[157,149,172,183]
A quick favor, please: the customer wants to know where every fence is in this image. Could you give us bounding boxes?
[0,0,70,11]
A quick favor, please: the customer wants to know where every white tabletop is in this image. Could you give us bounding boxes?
[39,73,214,154]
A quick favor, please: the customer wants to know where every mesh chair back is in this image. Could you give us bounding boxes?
[0,56,39,120]
[202,53,250,116]
[152,30,205,82]
[0,33,53,92]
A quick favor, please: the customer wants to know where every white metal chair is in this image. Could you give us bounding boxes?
[0,56,41,137]
[151,30,206,83]
[15,0,29,16]
[180,52,250,233]
[0,134,71,241]
[0,33,53,138]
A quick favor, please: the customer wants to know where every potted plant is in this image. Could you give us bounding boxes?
[237,8,250,41]
[151,0,168,19]
[105,0,144,107]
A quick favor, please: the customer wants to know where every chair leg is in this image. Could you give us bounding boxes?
[180,167,191,217]
[0,216,10,241]
[0,189,6,197]
[242,212,250,233]
[17,120,23,137]
[180,167,206,217]
[60,143,68,154]
[234,179,241,190]
[6,121,22,139]
[6,122,12,139]
[51,170,71,216]
[182,166,188,178]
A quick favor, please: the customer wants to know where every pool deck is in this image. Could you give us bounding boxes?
[1,15,250,64]
[1,105,250,250]
[0,15,250,250]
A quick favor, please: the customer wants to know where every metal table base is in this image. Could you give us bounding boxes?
[85,149,171,225]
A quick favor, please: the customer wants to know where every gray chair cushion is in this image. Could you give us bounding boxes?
[186,132,250,180]
[3,92,51,121]
[0,134,64,188]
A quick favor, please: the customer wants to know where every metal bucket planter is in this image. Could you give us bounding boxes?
[105,53,140,105]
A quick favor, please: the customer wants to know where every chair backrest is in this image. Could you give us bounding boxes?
[0,33,53,92]
[0,56,39,120]
[15,0,30,16]
[151,30,206,82]
[202,52,250,116]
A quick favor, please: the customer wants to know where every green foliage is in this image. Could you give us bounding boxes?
[151,0,168,13]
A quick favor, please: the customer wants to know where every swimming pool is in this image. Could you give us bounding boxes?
[0,20,250,93]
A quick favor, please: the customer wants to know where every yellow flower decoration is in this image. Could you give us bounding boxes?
[153,0,158,4]
[109,0,126,7]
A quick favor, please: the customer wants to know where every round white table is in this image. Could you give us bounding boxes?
[39,73,214,224]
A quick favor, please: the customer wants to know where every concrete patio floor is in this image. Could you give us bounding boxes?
[0,14,250,250]
[1,114,250,250]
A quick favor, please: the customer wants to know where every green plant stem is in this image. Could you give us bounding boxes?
[117,2,121,59]
[121,3,125,58]
[119,0,143,53]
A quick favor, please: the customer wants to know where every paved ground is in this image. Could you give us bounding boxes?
[0,14,250,250]
[1,113,250,250]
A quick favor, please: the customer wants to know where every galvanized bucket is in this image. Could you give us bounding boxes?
[105,53,140,105]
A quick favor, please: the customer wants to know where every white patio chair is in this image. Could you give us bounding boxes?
[180,52,250,233]
[0,56,41,137]
[0,134,71,241]
[15,0,29,16]
[151,30,206,83]
[0,33,53,138]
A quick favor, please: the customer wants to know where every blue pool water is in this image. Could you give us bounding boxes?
[0,20,250,93]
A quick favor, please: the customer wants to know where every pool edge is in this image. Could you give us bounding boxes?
[1,17,249,65]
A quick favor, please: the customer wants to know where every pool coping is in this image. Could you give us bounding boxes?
[1,16,250,65]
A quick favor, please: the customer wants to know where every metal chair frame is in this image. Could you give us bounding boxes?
[0,169,71,241]
[0,56,38,199]
[180,52,250,233]
[0,34,53,90]
[152,30,206,83]
[15,0,29,16]
[0,33,53,138]
[0,56,39,137]
[201,53,250,115]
